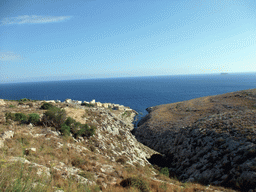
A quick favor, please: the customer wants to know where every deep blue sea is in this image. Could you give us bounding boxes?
[1,73,256,123]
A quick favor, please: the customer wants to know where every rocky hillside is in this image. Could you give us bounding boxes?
[0,98,237,191]
[135,89,256,191]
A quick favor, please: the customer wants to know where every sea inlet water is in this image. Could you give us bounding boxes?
[0,73,255,124]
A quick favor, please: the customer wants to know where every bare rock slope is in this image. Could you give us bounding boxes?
[135,89,256,191]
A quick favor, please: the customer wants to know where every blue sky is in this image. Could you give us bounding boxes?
[1,0,256,83]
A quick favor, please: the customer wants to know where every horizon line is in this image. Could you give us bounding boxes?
[1,71,255,85]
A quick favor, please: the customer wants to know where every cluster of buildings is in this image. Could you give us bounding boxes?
[44,99,133,112]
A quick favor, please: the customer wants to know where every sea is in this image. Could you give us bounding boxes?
[1,73,255,124]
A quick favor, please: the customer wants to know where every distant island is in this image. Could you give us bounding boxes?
[220,72,228,75]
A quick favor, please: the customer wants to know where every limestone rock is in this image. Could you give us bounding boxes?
[95,102,102,107]
[0,140,4,148]
[0,99,6,105]
[45,100,56,103]
[1,130,14,140]
[135,89,256,190]
[65,99,72,103]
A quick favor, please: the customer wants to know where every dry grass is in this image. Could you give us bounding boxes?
[64,107,87,124]
[145,89,256,133]
[0,99,239,191]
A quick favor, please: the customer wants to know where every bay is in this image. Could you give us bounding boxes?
[1,72,255,124]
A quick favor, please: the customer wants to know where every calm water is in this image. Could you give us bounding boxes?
[1,73,255,123]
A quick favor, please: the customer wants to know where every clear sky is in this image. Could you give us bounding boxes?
[1,0,256,83]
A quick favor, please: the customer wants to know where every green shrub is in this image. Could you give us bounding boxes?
[73,122,83,135]
[120,177,150,192]
[63,118,82,137]
[40,102,54,110]
[42,107,66,129]
[63,117,96,138]
[160,167,169,177]
[122,111,131,117]
[14,113,28,123]
[88,124,96,136]
[19,98,31,102]
[28,113,40,125]
[5,112,15,121]
[81,103,94,107]
[9,105,16,108]
[64,117,76,127]
[60,124,70,136]
[80,124,96,137]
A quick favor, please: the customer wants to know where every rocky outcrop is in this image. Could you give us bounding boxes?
[0,98,160,190]
[0,99,6,106]
[0,130,14,148]
[0,97,242,191]
[135,89,256,191]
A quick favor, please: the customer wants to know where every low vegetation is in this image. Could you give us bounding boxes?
[28,113,40,125]
[40,102,54,110]
[120,176,150,192]
[159,167,169,177]
[0,98,239,192]
[60,116,96,138]
[81,103,95,107]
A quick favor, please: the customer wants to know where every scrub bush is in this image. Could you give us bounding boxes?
[120,177,150,192]
[160,167,169,177]
[40,102,54,110]
[5,112,15,121]
[28,113,40,125]
[64,117,76,127]
[14,113,28,123]
[61,117,96,138]
[19,98,31,102]
[60,124,70,136]
[42,107,66,129]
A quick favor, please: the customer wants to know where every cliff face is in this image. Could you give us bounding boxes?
[135,89,256,191]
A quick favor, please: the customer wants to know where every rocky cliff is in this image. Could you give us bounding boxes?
[135,89,256,191]
[0,98,240,191]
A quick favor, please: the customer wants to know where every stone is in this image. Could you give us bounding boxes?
[0,140,4,148]
[25,148,36,155]
[90,99,96,104]
[65,99,72,103]
[95,102,102,107]
[102,103,109,108]
[108,104,114,108]
[9,157,30,164]
[0,99,6,105]
[112,127,119,135]
[45,100,56,103]
[1,130,14,140]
